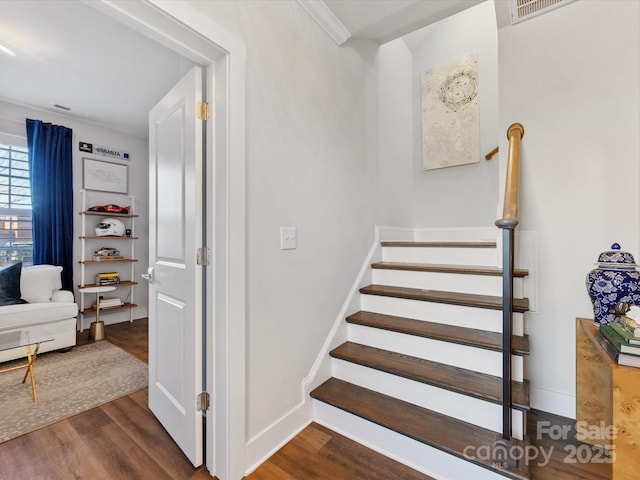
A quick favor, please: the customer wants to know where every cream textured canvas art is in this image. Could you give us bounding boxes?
[420,54,480,170]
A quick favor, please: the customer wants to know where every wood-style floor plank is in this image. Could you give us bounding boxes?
[42,420,115,480]
[67,407,176,480]
[0,320,613,480]
[0,319,210,480]
[77,317,148,363]
[248,422,435,480]
[247,460,299,480]
[527,410,610,480]
[101,393,198,479]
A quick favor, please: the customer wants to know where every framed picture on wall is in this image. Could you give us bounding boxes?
[83,158,128,194]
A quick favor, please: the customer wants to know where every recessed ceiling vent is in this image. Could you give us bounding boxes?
[509,0,575,24]
[52,103,71,111]
[50,103,90,118]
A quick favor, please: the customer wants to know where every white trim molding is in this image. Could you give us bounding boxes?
[93,2,247,479]
[531,386,576,419]
[244,227,382,473]
[296,0,352,46]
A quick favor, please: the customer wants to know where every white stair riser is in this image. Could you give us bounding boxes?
[372,269,524,297]
[382,246,497,266]
[360,294,525,336]
[347,323,525,382]
[332,359,524,439]
[313,400,514,480]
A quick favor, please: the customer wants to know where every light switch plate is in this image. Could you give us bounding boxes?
[281,227,297,250]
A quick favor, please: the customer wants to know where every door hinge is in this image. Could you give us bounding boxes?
[197,102,210,121]
[196,247,210,266]
[197,391,210,411]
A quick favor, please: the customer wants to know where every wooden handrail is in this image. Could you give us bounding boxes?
[485,146,499,160]
[496,123,525,227]
[495,122,525,443]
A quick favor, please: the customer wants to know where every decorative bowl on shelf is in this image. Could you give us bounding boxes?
[586,243,640,325]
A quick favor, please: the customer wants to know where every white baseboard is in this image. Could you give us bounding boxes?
[245,224,539,476]
[244,401,312,476]
[375,225,416,242]
[245,225,388,474]
[530,386,576,419]
[301,229,382,396]
[301,224,507,399]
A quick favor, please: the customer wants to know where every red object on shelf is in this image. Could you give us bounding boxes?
[88,204,131,214]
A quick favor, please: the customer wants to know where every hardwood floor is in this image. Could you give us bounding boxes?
[0,319,208,480]
[0,320,612,479]
[245,422,435,480]
[248,412,610,480]
[76,317,149,363]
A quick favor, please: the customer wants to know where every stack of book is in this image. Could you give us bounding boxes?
[93,297,123,309]
[93,254,124,261]
[96,272,120,285]
[597,316,640,367]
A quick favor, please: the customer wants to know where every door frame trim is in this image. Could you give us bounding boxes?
[92,2,247,478]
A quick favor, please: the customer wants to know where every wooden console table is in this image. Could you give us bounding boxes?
[577,317,640,479]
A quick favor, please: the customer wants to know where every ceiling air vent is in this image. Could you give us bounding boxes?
[509,0,575,24]
[50,103,90,118]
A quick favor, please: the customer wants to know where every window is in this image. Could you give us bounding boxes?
[0,143,32,266]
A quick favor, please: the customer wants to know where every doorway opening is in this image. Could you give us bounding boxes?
[77,2,247,478]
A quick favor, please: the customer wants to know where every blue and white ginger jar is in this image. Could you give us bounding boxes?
[586,243,640,325]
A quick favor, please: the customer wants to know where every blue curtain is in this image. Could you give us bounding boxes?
[25,119,74,290]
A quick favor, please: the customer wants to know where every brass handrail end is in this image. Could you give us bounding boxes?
[507,123,525,140]
[485,146,499,160]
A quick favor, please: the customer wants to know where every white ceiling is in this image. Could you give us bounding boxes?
[0,0,482,140]
[0,0,196,139]
[323,0,483,43]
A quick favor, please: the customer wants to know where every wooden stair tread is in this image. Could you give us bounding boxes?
[381,241,497,248]
[360,284,529,313]
[372,261,529,277]
[311,378,530,480]
[331,342,530,410]
[347,311,529,355]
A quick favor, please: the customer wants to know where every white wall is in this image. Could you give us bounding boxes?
[499,0,640,416]
[188,0,378,444]
[375,39,414,227]
[407,1,499,228]
[0,100,149,325]
[376,0,640,419]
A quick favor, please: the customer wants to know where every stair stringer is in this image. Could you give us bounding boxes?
[302,225,415,396]
[300,225,499,397]
[308,226,535,480]
[244,226,530,476]
[245,226,417,474]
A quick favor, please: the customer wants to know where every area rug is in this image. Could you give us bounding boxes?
[0,341,148,443]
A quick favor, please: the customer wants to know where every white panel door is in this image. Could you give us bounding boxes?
[148,65,204,467]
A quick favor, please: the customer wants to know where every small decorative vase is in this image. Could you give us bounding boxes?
[586,243,640,325]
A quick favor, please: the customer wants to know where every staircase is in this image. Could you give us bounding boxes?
[310,240,531,480]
